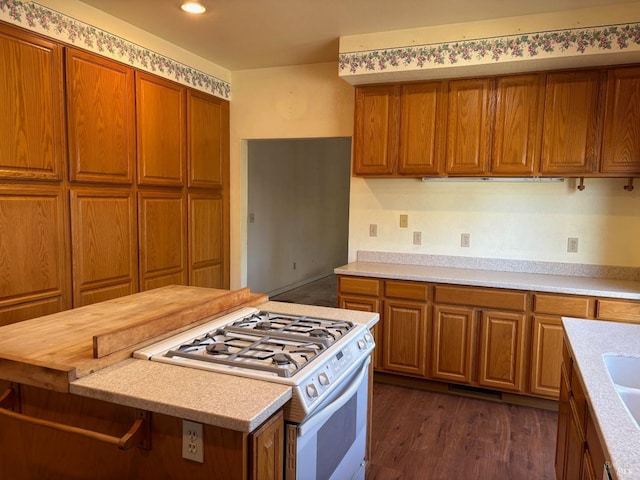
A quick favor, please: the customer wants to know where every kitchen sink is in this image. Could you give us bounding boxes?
[604,354,640,428]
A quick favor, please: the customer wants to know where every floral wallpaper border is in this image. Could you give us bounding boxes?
[339,22,640,76]
[0,0,231,99]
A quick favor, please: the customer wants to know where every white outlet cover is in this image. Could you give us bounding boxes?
[182,420,204,463]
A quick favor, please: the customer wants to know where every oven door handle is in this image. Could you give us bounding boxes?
[298,356,370,437]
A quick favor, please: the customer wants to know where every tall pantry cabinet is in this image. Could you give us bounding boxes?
[0,22,230,325]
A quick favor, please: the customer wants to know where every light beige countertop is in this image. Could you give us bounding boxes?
[70,301,379,433]
[563,318,640,480]
[335,261,640,300]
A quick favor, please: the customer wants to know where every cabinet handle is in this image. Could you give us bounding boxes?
[0,385,149,450]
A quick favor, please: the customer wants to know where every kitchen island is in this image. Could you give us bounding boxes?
[560,318,640,480]
[0,286,379,479]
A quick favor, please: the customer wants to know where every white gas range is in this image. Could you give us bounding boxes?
[134,306,375,479]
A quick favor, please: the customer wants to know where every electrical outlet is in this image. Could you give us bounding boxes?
[413,232,422,245]
[567,237,579,253]
[183,420,203,463]
[461,233,470,248]
[400,214,408,228]
[293,262,297,270]
[369,224,377,237]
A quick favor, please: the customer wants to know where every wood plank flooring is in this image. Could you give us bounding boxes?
[369,382,558,480]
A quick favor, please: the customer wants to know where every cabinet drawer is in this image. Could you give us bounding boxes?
[533,293,595,318]
[337,276,381,296]
[385,280,429,301]
[434,285,527,311]
[596,298,640,323]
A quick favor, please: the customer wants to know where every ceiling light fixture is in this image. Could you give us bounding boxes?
[181,1,206,14]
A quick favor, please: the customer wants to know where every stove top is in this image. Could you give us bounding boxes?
[133,307,375,419]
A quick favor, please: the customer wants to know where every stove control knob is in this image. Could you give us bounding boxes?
[357,339,366,350]
[318,372,330,386]
[306,383,319,399]
[364,333,373,343]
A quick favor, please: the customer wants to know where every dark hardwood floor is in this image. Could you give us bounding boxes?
[369,382,557,480]
[272,275,558,479]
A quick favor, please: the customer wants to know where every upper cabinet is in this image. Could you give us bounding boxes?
[66,48,136,184]
[352,85,399,176]
[136,72,186,186]
[446,78,492,175]
[491,74,543,176]
[188,90,228,189]
[600,66,640,175]
[539,70,603,175]
[0,24,65,180]
[352,65,640,180]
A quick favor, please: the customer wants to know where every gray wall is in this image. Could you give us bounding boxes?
[247,138,351,295]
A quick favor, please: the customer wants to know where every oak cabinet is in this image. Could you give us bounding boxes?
[600,66,640,175]
[337,276,383,369]
[66,48,135,184]
[136,72,186,186]
[491,74,544,175]
[383,299,429,377]
[0,186,70,326]
[0,23,65,180]
[446,78,492,175]
[478,310,527,392]
[530,293,595,399]
[0,383,283,480]
[596,297,640,323]
[352,85,399,176]
[431,304,476,383]
[138,191,187,291]
[397,82,447,176]
[556,340,608,480]
[188,90,228,189]
[189,193,227,289]
[540,70,603,175]
[70,188,138,307]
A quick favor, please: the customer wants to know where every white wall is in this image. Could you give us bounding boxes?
[230,63,355,289]
[349,177,640,267]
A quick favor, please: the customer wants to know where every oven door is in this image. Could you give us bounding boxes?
[286,356,370,480]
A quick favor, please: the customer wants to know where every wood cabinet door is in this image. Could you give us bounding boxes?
[530,315,563,398]
[477,310,527,392]
[250,410,284,480]
[398,82,446,176]
[338,295,382,369]
[188,192,228,288]
[70,188,138,307]
[600,66,640,174]
[555,368,571,480]
[66,48,135,184]
[491,74,543,175]
[383,300,428,377]
[446,78,492,175]
[136,72,186,186]
[0,186,70,326]
[431,304,476,383]
[0,24,65,180]
[138,191,187,291]
[187,90,228,188]
[540,71,603,175]
[353,85,399,176]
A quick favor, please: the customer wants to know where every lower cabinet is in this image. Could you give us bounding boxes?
[0,383,283,480]
[383,299,429,377]
[555,340,608,480]
[431,304,476,383]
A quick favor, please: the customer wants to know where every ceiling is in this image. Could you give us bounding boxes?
[79,0,635,71]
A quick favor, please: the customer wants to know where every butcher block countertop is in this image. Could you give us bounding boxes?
[0,285,269,392]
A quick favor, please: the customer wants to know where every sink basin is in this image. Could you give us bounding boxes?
[618,390,640,428]
[604,354,640,428]
[604,354,640,389]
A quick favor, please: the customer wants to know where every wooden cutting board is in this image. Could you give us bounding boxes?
[0,285,268,392]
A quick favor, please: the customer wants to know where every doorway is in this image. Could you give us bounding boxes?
[247,137,351,296]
